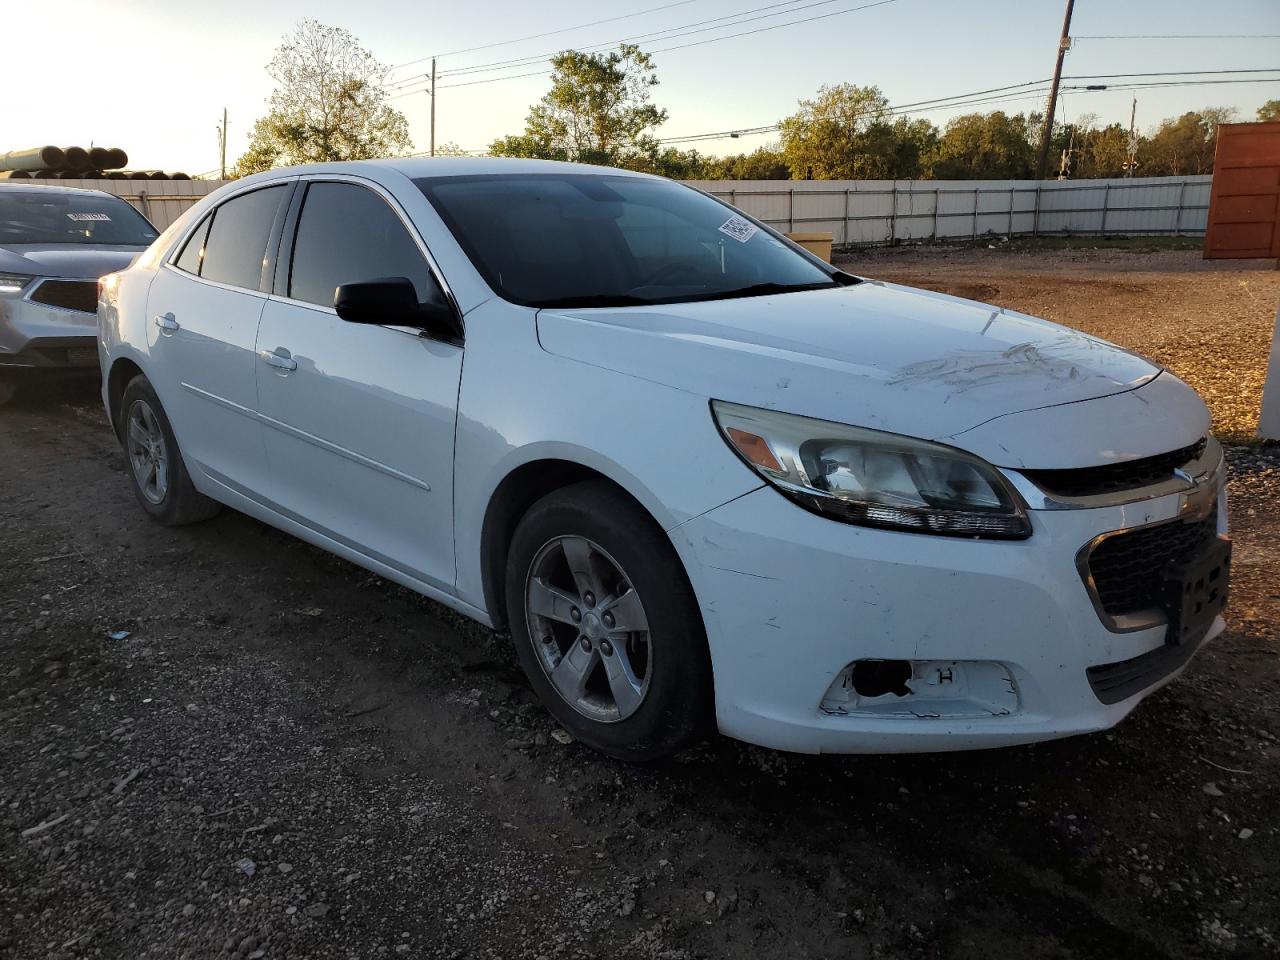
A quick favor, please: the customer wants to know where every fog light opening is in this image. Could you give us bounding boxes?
[850,659,913,699]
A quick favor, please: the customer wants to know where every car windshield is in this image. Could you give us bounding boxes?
[415,173,848,308]
[0,191,159,247]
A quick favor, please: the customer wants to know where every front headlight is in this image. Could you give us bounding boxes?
[0,272,35,294]
[712,400,1031,539]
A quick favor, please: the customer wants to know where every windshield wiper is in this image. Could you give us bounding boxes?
[693,280,839,302]
[527,294,654,309]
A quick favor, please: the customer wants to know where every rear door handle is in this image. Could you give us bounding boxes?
[260,348,298,373]
[153,313,180,334]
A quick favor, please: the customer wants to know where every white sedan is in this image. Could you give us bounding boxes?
[97,158,1230,760]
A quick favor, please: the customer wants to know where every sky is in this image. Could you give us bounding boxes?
[5,0,1279,176]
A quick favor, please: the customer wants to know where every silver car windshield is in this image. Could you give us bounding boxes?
[0,191,159,247]
[415,173,852,308]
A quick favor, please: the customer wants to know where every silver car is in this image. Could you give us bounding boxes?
[0,185,158,405]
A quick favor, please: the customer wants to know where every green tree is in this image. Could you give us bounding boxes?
[779,84,921,179]
[929,111,1036,179]
[1140,108,1236,176]
[1257,99,1280,122]
[724,146,791,180]
[489,44,667,166]
[232,20,411,177]
[1076,123,1132,179]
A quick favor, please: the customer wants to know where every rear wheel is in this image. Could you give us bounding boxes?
[505,481,712,761]
[119,376,220,526]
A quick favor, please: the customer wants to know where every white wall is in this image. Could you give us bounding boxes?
[684,174,1213,245]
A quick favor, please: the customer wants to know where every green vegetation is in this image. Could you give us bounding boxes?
[232,20,411,177]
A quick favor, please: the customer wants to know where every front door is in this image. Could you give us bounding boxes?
[254,180,462,591]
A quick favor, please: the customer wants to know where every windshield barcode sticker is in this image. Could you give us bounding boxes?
[718,216,757,244]
[67,212,111,221]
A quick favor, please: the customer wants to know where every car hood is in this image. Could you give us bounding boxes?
[0,243,145,279]
[536,280,1202,468]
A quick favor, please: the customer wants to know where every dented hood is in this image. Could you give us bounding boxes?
[536,280,1168,462]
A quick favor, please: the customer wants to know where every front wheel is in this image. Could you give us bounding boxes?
[505,481,712,761]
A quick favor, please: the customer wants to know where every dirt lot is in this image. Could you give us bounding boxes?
[3,246,1278,960]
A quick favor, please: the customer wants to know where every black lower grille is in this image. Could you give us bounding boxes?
[31,279,98,314]
[1088,507,1218,617]
[1026,438,1208,498]
[1086,635,1202,704]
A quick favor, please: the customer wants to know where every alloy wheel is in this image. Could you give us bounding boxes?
[524,536,653,723]
[126,400,170,505]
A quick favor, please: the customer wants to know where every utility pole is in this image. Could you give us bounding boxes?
[217,108,228,180]
[1035,0,1075,180]
[429,58,437,158]
[1124,95,1139,177]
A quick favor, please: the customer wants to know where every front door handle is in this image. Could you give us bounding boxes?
[153,313,180,335]
[260,348,298,373]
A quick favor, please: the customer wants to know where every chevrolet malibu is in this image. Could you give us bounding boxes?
[97,159,1230,760]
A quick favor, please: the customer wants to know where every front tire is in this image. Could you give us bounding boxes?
[118,375,220,526]
[505,481,712,761]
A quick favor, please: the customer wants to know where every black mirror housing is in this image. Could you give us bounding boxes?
[334,277,461,342]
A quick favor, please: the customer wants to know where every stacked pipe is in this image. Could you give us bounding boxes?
[0,145,191,181]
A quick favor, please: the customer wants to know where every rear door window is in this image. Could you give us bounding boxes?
[173,216,211,275]
[199,186,287,291]
[288,182,436,309]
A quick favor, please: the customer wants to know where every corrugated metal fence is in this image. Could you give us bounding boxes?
[11,173,1211,245]
[685,174,1212,245]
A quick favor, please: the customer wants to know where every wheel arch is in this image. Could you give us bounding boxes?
[106,356,145,440]
[479,458,682,633]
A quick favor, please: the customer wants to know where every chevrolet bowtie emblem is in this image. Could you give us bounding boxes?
[1175,468,1214,519]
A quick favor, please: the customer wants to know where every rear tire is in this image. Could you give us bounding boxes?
[118,375,220,526]
[505,480,712,761]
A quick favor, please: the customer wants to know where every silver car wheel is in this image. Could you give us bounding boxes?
[126,399,170,505]
[524,536,653,723]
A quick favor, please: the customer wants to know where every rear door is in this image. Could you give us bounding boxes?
[254,177,463,592]
[145,183,291,498]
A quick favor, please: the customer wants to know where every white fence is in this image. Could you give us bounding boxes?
[685,174,1213,246]
[10,173,1211,246]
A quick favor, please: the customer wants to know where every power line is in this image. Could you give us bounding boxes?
[1074,34,1280,40]
[1062,67,1280,79]
[385,0,851,89]
[653,72,1280,147]
[425,0,854,82]
[385,0,700,74]
[388,0,899,96]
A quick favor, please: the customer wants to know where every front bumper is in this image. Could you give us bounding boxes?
[0,290,100,382]
[672,476,1228,754]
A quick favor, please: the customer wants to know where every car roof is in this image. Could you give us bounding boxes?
[231,156,659,189]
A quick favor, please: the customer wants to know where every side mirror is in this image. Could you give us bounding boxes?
[334,277,461,342]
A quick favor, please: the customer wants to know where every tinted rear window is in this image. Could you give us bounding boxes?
[199,186,287,291]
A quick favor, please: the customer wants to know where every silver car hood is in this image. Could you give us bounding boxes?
[0,243,145,279]
[536,280,1207,468]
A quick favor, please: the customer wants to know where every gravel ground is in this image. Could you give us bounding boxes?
[3,246,1279,960]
